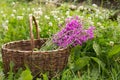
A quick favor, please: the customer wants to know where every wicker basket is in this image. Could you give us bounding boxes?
[1,16,70,77]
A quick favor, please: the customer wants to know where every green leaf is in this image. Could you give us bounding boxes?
[91,57,105,70]
[73,57,90,72]
[42,73,49,80]
[0,66,5,80]
[18,68,33,80]
[9,61,14,72]
[0,61,3,68]
[108,45,120,58]
[61,69,72,80]
[14,68,23,80]
[93,41,101,56]
[7,61,14,80]
[73,77,81,80]
[71,45,82,60]
[90,68,100,80]
[36,78,42,80]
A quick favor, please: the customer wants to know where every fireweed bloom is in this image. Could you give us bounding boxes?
[53,16,95,48]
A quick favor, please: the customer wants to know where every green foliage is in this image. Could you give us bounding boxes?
[73,57,90,72]
[1,0,120,80]
[91,57,105,70]
[0,66,5,80]
[88,68,100,80]
[108,45,120,58]
[61,69,72,80]
[42,73,49,80]
[93,41,101,56]
[18,67,33,80]
[7,61,14,80]
[71,45,82,61]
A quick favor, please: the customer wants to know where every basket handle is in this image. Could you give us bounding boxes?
[29,15,40,51]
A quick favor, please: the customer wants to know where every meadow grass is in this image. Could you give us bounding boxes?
[0,0,120,80]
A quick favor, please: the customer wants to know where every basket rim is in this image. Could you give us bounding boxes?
[1,39,68,54]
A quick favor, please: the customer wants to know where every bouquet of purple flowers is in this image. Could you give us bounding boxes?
[40,16,95,51]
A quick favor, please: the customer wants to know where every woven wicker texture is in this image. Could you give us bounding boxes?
[1,16,70,77]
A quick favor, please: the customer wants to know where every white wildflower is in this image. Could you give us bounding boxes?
[61,16,64,19]
[27,8,30,11]
[38,7,42,11]
[2,23,8,30]
[45,2,48,5]
[22,8,25,11]
[97,22,102,26]
[78,6,84,10]
[102,9,106,12]
[1,11,3,14]
[17,16,23,20]
[45,15,50,20]
[3,14,6,18]
[5,20,9,23]
[96,9,100,14]
[70,5,77,10]
[11,14,15,17]
[38,11,43,16]
[67,15,71,18]
[36,16,40,19]
[88,17,92,20]
[84,7,87,10]
[109,41,114,46]
[32,8,35,11]
[92,4,97,7]
[79,16,83,19]
[90,21,94,25]
[4,25,8,30]
[95,14,99,18]
[100,26,105,29]
[53,15,58,19]
[66,11,70,16]
[99,16,103,20]
[29,14,32,17]
[49,22,53,26]
[12,2,15,5]
[13,9,16,13]
[57,18,61,21]
[88,8,91,11]
[51,10,59,15]
[34,10,43,16]
[59,21,64,24]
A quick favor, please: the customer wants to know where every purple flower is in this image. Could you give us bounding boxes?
[53,16,95,48]
[86,26,95,39]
